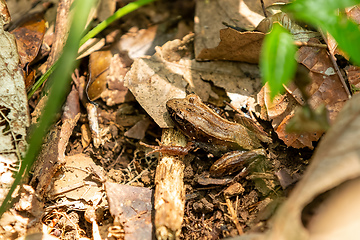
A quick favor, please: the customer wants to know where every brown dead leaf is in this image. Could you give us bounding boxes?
[11,13,46,68]
[258,84,322,149]
[125,34,263,128]
[51,154,103,202]
[118,24,183,60]
[259,39,348,149]
[197,28,264,63]
[124,118,152,140]
[194,0,283,58]
[88,50,112,101]
[296,39,348,122]
[105,182,154,240]
[264,92,360,240]
[100,53,131,106]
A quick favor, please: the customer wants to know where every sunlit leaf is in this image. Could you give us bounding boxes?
[260,22,297,99]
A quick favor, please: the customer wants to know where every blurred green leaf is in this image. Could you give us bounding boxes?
[28,0,155,99]
[260,22,297,99]
[284,0,360,65]
[0,0,97,216]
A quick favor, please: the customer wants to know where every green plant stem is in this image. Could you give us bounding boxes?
[27,0,155,99]
[79,0,155,46]
[0,0,97,216]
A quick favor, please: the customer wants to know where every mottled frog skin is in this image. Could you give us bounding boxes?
[166,94,271,154]
[166,94,271,177]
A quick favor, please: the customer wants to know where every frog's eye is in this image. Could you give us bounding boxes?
[188,96,195,103]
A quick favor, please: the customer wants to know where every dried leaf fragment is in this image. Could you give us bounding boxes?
[197,28,264,63]
[259,39,348,149]
[265,91,360,240]
[11,13,46,68]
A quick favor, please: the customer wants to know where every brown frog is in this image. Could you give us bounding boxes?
[142,94,271,177]
[165,94,271,177]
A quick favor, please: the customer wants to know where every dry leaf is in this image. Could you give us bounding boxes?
[51,154,103,202]
[118,25,181,60]
[124,34,263,128]
[10,13,46,68]
[105,182,154,240]
[124,118,152,140]
[258,84,322,149]
[194,0,284,58]
[197,28,264,63]
[100,53,131,106]
[259,39,348,149]
[88,50,112,101]
[264,92,360,240]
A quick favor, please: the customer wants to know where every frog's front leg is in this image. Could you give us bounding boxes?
[209,149,266,177]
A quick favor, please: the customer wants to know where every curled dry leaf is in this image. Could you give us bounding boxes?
[264,92,360,240]
[259,39,348,149]
[10,13,46,68]
[194,0,275,58]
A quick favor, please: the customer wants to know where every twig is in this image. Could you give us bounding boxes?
[155,128,187,239]
[260,0,267,18]
[320,31,351,98]
[225,196,243,235]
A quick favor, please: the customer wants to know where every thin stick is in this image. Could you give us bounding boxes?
[320,32,351,98]
[225,197,243,235]
[260,0,267,17]
[154,128,187,239]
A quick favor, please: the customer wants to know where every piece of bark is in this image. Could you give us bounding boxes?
[46,0,72,69]
[30,86,80,198]
[0,1,29,206]
[155,128,187,240]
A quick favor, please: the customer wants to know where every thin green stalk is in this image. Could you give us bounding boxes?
[79,0,155,46]
[0,0,97,216]
[27,0,155,99]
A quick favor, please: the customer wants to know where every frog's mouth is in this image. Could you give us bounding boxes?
[166,105,186,126]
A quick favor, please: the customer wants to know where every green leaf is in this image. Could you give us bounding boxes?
[284,0,360,65]
[284,0,360,16]
[0,0,97,216]
[260,22,297,99]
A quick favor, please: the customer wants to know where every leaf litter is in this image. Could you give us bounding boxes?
[1,0,360,239]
